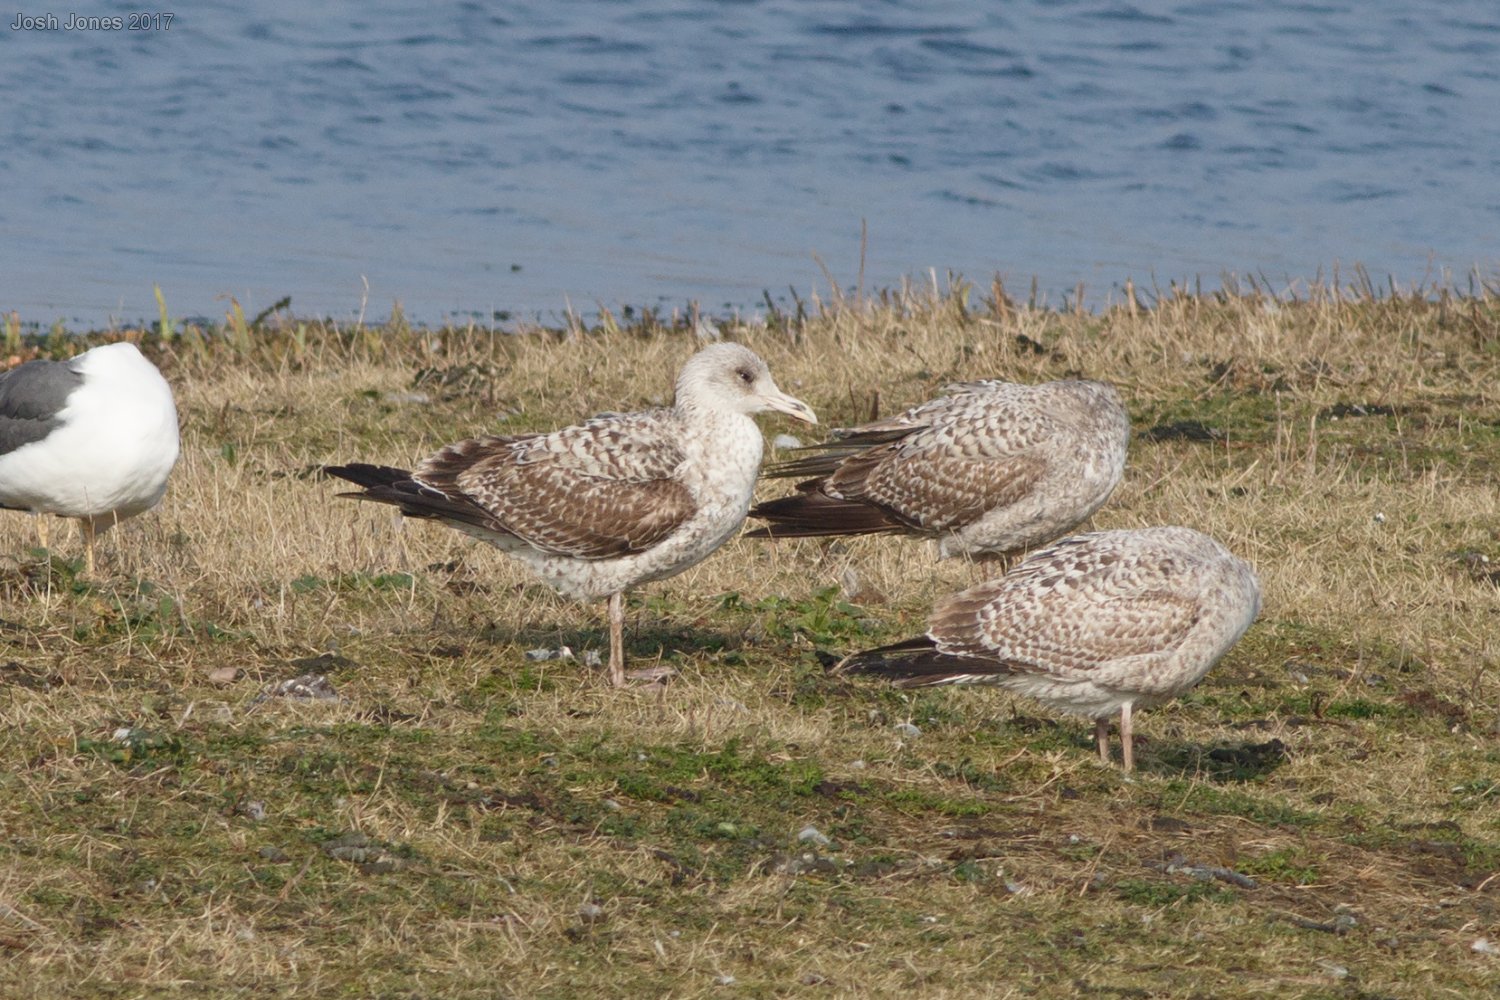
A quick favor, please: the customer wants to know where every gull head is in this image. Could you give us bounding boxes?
[675,343,817,424]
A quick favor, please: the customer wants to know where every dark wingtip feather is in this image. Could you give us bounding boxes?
[323,463,413,490]
[323,462,501,534]
[761,426,916,481]
[747,491,906,538]
[761,454,840,481]
[835,636,1004,688]
[832,635,937,671]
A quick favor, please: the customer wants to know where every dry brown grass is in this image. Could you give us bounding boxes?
[2,281,1500,997]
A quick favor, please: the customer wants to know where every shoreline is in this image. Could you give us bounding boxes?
[5,265,1494,347]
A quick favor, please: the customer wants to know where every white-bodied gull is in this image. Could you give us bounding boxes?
[836,526,1260,771]
[749,379,1129,562]
[326,342,817,687]
[0,342,181,574]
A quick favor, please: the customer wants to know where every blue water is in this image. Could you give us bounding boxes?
[2,1,1498,329]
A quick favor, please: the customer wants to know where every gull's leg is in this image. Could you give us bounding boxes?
[36,515,49,551]
[80,519,96,577]
[965,549,1012,586]
[607,591,625,688]
[1119,703,1135,773]
[1095,717,1111,766]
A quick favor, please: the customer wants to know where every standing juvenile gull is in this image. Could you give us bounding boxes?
[748,379,1129,562]
[0,342,181,574]
[325,343,817,687]
[836,527,1260,771]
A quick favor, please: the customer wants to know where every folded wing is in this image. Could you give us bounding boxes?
[330,412,698,560]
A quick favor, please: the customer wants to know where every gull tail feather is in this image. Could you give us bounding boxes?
[324,462,502,535]
[834,635,1008,688]
[746,491,905,538]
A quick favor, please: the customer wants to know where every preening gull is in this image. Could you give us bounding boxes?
[836,526,1260,771]
[748,379,1129,561]
[326,342,817,687]
[0,342,181,574]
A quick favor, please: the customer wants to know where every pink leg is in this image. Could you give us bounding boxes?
[1119,703,1135,773]
[607,591,625,688]
[1095,717,1110,765]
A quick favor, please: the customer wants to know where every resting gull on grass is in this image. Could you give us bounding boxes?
[836,526,1260,771]
[748,379,1129,563]
[0,342,180,575]
[326,342,817,687]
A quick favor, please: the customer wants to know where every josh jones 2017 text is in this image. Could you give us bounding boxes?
[11,12,174,30]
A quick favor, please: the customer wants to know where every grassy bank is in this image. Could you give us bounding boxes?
[2,280,1499,997]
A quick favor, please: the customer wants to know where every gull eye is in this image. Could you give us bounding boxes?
[736,367,755,384]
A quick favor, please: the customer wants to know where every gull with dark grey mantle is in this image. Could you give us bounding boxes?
[749,379,1129,563]
[836,526,1260,771]
[0,342,181,574]
[326,343,817,687]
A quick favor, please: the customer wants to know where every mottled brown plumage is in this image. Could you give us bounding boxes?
[414,422,699,560]
[836,526,1260,770]
[326,343,816,686]
[749,379,1129,560]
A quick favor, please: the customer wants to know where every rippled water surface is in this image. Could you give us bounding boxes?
[3,1,1498,327]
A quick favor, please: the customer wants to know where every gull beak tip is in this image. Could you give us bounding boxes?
[764,392,818,425]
